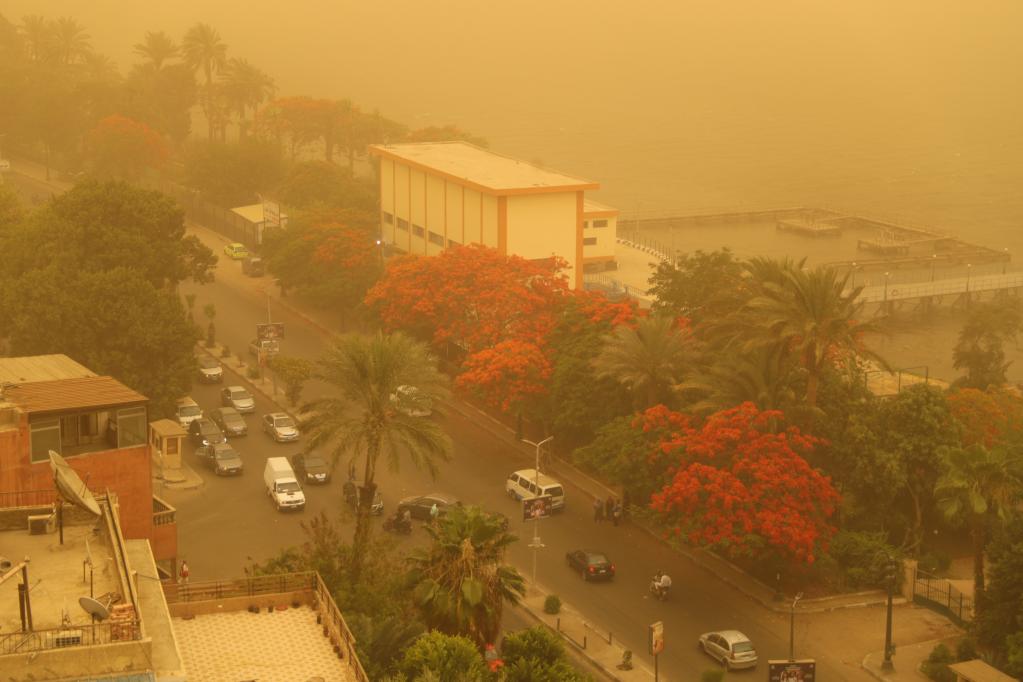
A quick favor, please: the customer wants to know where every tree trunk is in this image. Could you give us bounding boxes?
[907,486,923,553]
[349,438,379,586]
[805,369,819,408]
[971,520,986,604]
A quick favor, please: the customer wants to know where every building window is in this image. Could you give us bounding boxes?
[382,212,394,225]
[592,219,609,228]
[584,221,590,229]
[30,418,61,462]
[584,237,598,246]
[413,225,425,237]
[428,231,444,246]
[448,239,461,248]
[396,218,409,231]
[166,437,179,455]
[115,406,147,448]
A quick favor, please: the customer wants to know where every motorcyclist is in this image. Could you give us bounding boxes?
[651,570,672,599]
[402,508,412,527]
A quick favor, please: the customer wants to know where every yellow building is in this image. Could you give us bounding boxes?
[369,141,617,289]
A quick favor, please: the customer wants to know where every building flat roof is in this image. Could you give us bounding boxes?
[947,660,1018,682]
[4,376,147,415]
[584,199,619,217]
[369,141,599,195]
[0,355,96,385]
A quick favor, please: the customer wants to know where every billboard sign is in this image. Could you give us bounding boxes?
[768,660,816,682]
[648,621,664,655]
[522,495,552,521]
[256,322,285,341]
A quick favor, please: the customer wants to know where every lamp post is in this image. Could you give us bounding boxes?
[850,262,857,288]
[789,592,803,660]
[931,254,937,282]
[882,556,898,671]
[883,271,890,304]
[375,238,384,269]
[966,263,972,294]
[522,436,553,587]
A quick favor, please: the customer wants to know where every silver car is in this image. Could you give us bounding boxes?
[698,630,758,670]
[263,412,299,442]
[221,385,255,414]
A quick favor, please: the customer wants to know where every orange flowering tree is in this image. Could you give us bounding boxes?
[455,339,552,413]
[645,402,839,565]
[85,115,169,180]
[948,388,1023,448]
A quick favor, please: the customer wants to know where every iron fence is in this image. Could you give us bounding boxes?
[913,570,973,626]
[0,619,141,655]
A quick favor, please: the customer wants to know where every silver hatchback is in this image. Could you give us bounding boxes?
[698,630,758,670]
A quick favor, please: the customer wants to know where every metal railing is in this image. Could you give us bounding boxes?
[313,572,369,682]
[151,495,176,527]
[854,273,1023,303]
[0,619,142,655]
[0,489,56,508]
[913,570,973,626]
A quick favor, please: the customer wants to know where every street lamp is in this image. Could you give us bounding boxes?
[882,556,899,671]
[931,254,937,282]
[850,262,857,288]
[522,436,553,587]
[966,263,972,293]
[375,238,384,268]
[789,592,803,661]
[883,271,890,303]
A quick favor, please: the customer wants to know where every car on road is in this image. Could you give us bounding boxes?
[389,385,432,417]
[175,397,203,429]
[189,418,226,448]
[342,479,384,514]
[249,338,280,358]
[198,442,244,476]
[197,355,223,383]
[210,407,247,437]
[565,549,616,581]
[506,469,566,511]
[698,630,758,670]
[397,493,460,520]
[224,242,249,260]
[221,385,255,413]
[242,256,264,276]
[291,452,331,485]
[263,412,299,442]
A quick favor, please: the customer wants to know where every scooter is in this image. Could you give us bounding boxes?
[649,576,670,601]
[383,515,413,535]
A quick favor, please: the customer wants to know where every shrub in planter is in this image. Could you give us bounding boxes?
[701,669,725,682]
[543,595,561,614]
[247,366,261,380]
[955,637,977,662]
[920,643,954,682]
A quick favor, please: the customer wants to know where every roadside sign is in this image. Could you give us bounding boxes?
[521,495,552,521]
[256,322,285,341]
[648,620,664,655]
[769,660,816,681]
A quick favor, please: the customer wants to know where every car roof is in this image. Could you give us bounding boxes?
[578,549,610,560]
[199,356,219,366]
[226,385,247,392]
[177,396,198,406]
[267,412,288,418]
[229,242,245,247]
[715,630,752,644]
[511,469,561,487]
[218,406,241,416]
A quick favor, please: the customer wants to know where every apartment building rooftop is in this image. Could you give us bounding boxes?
[3,376,147,415]
[0,354,96,384]
[369,141,599,194]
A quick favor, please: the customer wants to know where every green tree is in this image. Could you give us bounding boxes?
[182,22,227,140]
[500,626,588,681]
[268,355,313,406]
[593,315,689,409]
[935,444,1023,602]
[678,341,800,416]
[952,299,1023,390]
[182,139,284,207]
[0,185,24,235]
[301,332,452,584]
[407,505,525,647]
[975,516,1023,672]
[220,57,275,139]
[133,30,178,70]
[647,248,746,324]
[275,160,378,212]
[51,16,91,65]
[572,414,668,505]
[398,631,488,682]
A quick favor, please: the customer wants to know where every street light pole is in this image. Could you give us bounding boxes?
[789,592,803,661]
[966,263,972,294]
[882,557,897,671]
[931,254,937,282]
[883,271,890,304]
[522,436,553,587]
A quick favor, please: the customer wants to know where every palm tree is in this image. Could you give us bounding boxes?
[221,58,275,139]
[133,31,178,71]
[679,341,800,416]
[745,263,886,408]
[935,444,1023,603]
[181,22,227,139]
[407,505,525,647]
[20,15,52,63]
[301,332,452,584]
[592,315,689,409]
[51,17,91,65]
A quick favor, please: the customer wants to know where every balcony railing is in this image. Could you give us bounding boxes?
[0,619,141,655]
[0,489,56,509]
[151,495,176,526]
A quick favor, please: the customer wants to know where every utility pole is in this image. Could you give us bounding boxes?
[522,436,553,587]
[882,557,897,671]
[789,592,803,660]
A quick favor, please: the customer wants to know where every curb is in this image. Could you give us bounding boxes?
[510,601,621,682]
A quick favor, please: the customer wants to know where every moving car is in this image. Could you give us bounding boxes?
[198,442,244,476]
[291,452,331,484]
[263,412,299,442]
[342,479,384,514]
[210,407,247,437]
[566,549,616,581]
[221,385,255,413]
[390,385,432,417]
[263,457,305,511]
[224,242,249,260]
[189,418,226,447]
[197,355,223,383]
[698,630,758,670]
[506,469,566,511]
[175,397,203,428]
[242,256,264,276]
[397,493,459,520]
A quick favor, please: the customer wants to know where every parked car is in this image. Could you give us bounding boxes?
[698,630,758,670]
[197,355,223,383]
[566,549,616,581]
[224,242,249,260]
[291,452,331,484]
[389,385,432,417]
[262,412,299,442]
[221,385,255,413]
[198,442,244,476]
[189,418,226,447]
[175,397,203,429]
[397,493,459,520]
[249,338,280,358]
[242,256,264,276]
[210,407,247,437]
[342,479,384,514]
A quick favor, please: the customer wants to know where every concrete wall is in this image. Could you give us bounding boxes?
[583,214,618,263]
[3,638,153,681]
[507,192,578,283]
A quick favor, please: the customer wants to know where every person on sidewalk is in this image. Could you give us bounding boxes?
[179,559,190,585]
[612,501,623,526]
[429,502,439,524]
[593,497,604,523]
[605,497,614,520]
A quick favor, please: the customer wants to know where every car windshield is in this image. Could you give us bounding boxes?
[275,417,295,428]
[215,449,237,460]
[231,390,252,400]
[732,641,754,653]
[306,456,326,468]
[199,357,219,369]
[588,554,609,564]
[223,412,242,422]
[180,406,200,417]
[279,481,300,493]
[200,422,218,434]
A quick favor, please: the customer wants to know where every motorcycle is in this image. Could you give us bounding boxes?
[649,575,671,601]
[383,514,413,535]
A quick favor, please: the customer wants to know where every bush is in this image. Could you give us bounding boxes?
[826,530,901,590]
[543,595,561,614]
[701,670,725,682]
[921,643,955,682]
[918,550,952,575]
[221,346,231,358]
[246,366,261,380]
[955,637,978,662]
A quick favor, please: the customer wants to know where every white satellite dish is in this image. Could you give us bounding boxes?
[49,451,101,516]
[78,596,110,621]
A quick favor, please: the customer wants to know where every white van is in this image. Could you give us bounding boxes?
[505,469,565,511]
[263,457,306,512]
[175,397,203,429]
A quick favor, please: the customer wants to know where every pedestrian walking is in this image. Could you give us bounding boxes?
[593,497,604,523]
[605,497,614,520]
[429,502,439,524]
[612,501,623,526]
[179,559,190,585]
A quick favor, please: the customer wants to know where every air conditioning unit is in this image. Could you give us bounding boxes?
[28,514,54,535]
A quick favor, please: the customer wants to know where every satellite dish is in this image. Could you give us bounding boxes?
[49,451,100,516]
[78,596,110,621]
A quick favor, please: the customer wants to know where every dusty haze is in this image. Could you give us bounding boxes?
[9,0,1023,251]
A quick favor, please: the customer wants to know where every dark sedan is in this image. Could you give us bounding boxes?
[566,549,616,581]
[199,443,244,476]
[292,452,331,485]
[210,407,247,437]
[189,418,226,447]
[396,493,459,520]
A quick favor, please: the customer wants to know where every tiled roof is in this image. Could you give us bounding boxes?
[0,355,96,384]
[4,376,148,415]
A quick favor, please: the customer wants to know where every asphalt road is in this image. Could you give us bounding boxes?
[167,241,874,680]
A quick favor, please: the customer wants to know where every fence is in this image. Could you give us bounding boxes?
[0,619,142,655]
[913,570,973,626]
[146,179,263,248]
[0,489,56,509]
